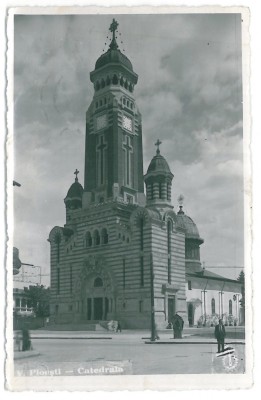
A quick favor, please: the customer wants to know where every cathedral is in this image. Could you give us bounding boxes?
[48,19,243,329]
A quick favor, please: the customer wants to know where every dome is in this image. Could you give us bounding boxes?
[176,210,203,242]
[66,180,83,200]
[95,48,133,72]
[146,154,172,175]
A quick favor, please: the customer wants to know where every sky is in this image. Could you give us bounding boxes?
[13,13,244,286]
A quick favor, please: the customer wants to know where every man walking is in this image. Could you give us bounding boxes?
[215,319,226,353]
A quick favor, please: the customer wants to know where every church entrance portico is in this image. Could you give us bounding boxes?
[73,256,116,322]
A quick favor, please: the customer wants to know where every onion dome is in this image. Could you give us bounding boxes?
[176,197,204,273]
[176,205,203,243]
[95,18,133,72]
[64,169,83,210]
[144,140,174,208]
[95,49,133,72]
[90,19,138,86]
[13,247,22,275]
[147,153,172,175]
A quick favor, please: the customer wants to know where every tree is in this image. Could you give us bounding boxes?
[237,270,245,309]
[25,285,50,318]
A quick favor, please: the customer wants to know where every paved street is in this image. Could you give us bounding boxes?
[14,331,245,375]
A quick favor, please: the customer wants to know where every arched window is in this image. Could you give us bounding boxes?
[101,79,105,88]
[112,74,118,84]
[86,232,92,247]
[229,299,233,315]
[101,228,108,244]
[129,83,133,92]
[94,277,103,287]
[120,77,124,86]
[106,76,111,85]
[93,230,100,246]
[96,81,100,91]
[211,298,215,314]
[124,81,128,89]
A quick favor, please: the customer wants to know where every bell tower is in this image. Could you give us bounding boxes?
[83,19,145,207]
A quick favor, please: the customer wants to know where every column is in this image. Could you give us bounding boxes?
[91,298,94,320]
[146,183,152,200]
[153,182,159,199]
[201,291,204,316]
[102,297,105,320]
[167,182,172,201]
[161,181,167,200]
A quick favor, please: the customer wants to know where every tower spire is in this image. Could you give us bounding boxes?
[109,18,119,50]
[74,168,79,182]
[155,139,162,155]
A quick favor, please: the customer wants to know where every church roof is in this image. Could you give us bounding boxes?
[95,48,133,72]
[144,139,173,179]
[187,269,241,284]
[94,19,133,73]
[65,170,83,201]
[66,180,83,199]
[176,208,204,243]
[147,153,172,175]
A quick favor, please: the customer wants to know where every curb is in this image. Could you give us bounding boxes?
[144,340,245,345]
[30,336,112,340]
[14,351,40,360]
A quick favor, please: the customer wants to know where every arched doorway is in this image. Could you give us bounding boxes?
[84,276,111,321]
[73,256,115,322]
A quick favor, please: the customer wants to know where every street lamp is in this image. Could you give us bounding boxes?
[150,252,156,341]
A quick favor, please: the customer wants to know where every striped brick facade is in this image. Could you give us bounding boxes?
[48,203,188,329]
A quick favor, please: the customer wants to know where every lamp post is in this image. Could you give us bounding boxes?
[150,252,156,341]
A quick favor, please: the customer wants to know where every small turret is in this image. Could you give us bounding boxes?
[64,169,83,215]
[144,140,174,209]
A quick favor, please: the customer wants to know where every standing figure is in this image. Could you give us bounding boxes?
[172,312,184,339]
[22,329,32,351]
[116,321,122,332]
[215,319,226,353]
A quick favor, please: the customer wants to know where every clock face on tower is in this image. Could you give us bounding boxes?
[122,115,133,132]
[96,114,108,130]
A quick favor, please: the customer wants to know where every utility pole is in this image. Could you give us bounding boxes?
[150,252,156,341]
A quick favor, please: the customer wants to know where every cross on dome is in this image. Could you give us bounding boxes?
[109,18,119,50]
[74,168,79,181]
[155,139,162,155]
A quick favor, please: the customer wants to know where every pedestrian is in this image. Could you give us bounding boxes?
[116,321,122,332]
[22,329,32,351]
[172,312,184,339]
[214,319,226,353]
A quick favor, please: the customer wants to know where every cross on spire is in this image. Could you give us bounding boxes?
[74,169,79,181]
[109,18,119,50]
[155,139,162,155]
